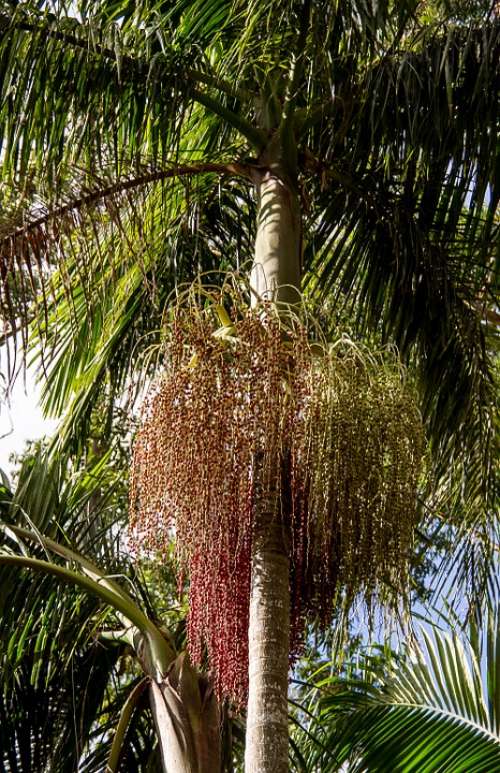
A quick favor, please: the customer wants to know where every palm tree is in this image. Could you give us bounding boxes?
[0,1,498,770]
[0,450,156,771]
[0,449,225,771]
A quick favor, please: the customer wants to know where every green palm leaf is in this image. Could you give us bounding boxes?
[0,450,170,772]
[316,607,500,772]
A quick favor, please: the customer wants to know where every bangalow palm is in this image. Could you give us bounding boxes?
[0,1,498,771]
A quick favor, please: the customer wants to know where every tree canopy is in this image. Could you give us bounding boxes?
[0,0,498,770]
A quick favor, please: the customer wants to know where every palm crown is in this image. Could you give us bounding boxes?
[0,0,497,587]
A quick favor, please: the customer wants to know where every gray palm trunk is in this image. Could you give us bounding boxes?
[147,159,301,773]
[245,161,302,773]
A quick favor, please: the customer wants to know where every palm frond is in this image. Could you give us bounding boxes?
[301,16,500,606]
[0,159,250,373]
[0,449,167,772]
[0,2,266,181]
[314,607,500,772]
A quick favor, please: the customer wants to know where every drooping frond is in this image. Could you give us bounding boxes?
[306,17,499,428]
[0,160,253,384]
[314,606,500,772]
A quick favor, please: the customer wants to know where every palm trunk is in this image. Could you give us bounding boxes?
[245,169,301,773]
[150,654,220,773]
[250,171,301,307]
[133,633,220,773]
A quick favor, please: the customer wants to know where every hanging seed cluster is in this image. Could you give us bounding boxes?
[129,291,424,705]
